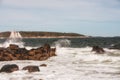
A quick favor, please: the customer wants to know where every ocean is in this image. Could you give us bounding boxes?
[0,37,120,80]
[0,37,119,48]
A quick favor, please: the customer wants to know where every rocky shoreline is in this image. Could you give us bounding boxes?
[0,44,56,61]
[0,43,56,74]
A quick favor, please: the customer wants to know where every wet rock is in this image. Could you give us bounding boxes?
[40,64,47,67]
[0,47,5,51]
[22,65,40,72]
[49,48,56,56]
[92,46,105,54]
[0,64,19,73]
[16,48,28,54]
[28,49,36,56]
[9,44,19,50]
[43,44,51,53]
[0,43,56,61]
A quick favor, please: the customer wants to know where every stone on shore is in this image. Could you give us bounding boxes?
[40,64,47,67]
[22,65,40,72]
[0,64,19,73]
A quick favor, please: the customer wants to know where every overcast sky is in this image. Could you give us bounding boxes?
[0,0,120,36]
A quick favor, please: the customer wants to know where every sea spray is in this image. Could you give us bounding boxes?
[52,39,71,48]
[2,31,24,48]
[0,38,120,80]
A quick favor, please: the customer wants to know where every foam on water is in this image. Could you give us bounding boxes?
[0,47,120,80]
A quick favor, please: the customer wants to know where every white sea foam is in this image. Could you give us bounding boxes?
[0,47,120,80]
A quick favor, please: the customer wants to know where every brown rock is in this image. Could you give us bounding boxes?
[0,64,19,73]
[9,44,19,50]
[92,46,105,54]
[0,43,56,61]
[22,65,40,72]
[40,64,47,67]
[34,53,42,60]
[43,44,51,53]
[28,49,36,56]
[49,48,56,57]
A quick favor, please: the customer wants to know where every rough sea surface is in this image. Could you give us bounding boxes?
[0,38,120,80]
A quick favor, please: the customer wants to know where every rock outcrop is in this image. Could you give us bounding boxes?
[0,44,56,61]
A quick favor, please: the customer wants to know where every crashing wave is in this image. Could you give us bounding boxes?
[2,31,24,48]
[53,39,71,47]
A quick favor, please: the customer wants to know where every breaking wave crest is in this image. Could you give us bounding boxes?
[52,39,71,48]
[2,31,24,48]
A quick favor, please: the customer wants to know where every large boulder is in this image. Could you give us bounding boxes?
[22,65,40,72]
[0,64,19,73]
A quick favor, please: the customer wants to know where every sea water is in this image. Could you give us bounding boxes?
[0,38,120,80]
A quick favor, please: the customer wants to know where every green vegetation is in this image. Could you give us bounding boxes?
[0,31,86,38]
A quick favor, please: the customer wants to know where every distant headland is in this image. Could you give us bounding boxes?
[0,31,89,38]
